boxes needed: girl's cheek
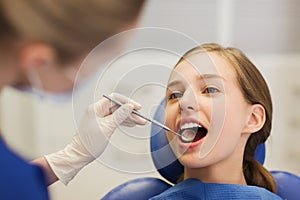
[165,107,176,129]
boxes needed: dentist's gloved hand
[45,93,147,185]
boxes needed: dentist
[0,0,146,199]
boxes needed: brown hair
[0,0,145,65]
[177,43,277,193]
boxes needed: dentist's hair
[0,0,145,65]
[179,43,276,193]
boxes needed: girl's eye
[203,87,219,94]
[169,92,183,100]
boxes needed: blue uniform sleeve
[0,137,49,200]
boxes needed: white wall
[1,0,300,199]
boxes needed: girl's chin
[182,154,217,169]
[179,158,207,169]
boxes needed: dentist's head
[0,0,145,101]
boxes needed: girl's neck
[183,150,247,185]
[184,164,247,185]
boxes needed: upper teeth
[180,123,202,130]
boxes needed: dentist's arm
[32,93,146,186]
[31,157,59,185]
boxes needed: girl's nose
[179,87,199,113]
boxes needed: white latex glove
[45,93,146,185]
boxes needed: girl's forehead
[171,52,236,80]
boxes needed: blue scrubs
[150,178,283,200]
[0,137,49,200]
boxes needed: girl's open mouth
[179,123,208,143]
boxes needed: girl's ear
[243,104,266,134]
[18,42,56,72]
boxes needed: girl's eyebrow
[167,80,182,88]
[198,74,226,81]
[167,74,226,88]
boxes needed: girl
[151,43,282,199]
